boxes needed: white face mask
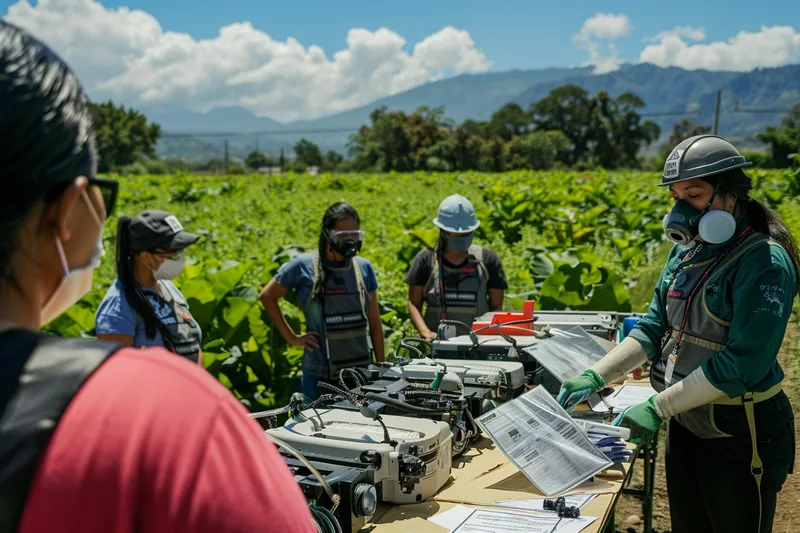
[41,191,105,325]
[153,256,185,280]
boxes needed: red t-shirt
[17,347,316,533]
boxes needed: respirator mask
[445,232,474,253]
[329,229,364,260]
[662,185,737,245]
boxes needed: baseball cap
[128,210,200,252]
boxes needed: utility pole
[255,134,260,154]
[713,89,722,135]
[224,139,230,174]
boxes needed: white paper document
[589,384,657,413]
[497,494,596,512]
[475,386,613,496]
[436,506,560,533]
[429,505,597,533]
[521,327,608,383]
[556,516,599,533]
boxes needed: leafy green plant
[527,247,631,311]
[40,168,797,409]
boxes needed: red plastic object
[471,300,536,336]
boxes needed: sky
[2,0,799,122]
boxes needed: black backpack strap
[0,331,121,533]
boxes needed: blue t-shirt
[275,253,378,378]
[95,280,200,349]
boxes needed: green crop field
[44,169,800,411]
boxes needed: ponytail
[706,168,800,287]
[746,199,800,286]
[116,216,159,339]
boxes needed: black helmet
[660,135,752,187]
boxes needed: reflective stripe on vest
[308,253,371,378]
[650,233,771,438]
[151,281,203,362]
[423,245,489,332]
[0,331,119,532]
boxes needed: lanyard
[437,250,448,320]
[673,226,754,352]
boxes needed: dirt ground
[614,319,800,533]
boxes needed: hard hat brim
[433,218,481,233]
[659,161,752,187]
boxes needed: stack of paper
[588,383,657,414]
[475,386,613,496]
[428,504,598,533]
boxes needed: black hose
[338,368,365,390]
[317,381,363,404]
[363,392,448,415]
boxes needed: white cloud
[3,0,491,122]
[573,13,631,74]
[640,25,800,71]
[648,26,706,43]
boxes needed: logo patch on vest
[324,289,347,295]
[325,313,365,325]
[444,292,477,302]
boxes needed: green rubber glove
[612,394,664,444]
[556,369,606,412]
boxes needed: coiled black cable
[363,392,448,415]
[317,381,363,405]
[338,368,366,390]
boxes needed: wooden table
[362,436,636,533]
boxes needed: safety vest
[147,282,202,362]
[0,330,120,532]
[423,245,490,332]
[307,253,372,379]
[650,232,781,438]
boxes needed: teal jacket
[629,216,797,398]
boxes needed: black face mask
[330,239,362,260]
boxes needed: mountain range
[150,62,800,162]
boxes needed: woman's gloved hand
[612,394,665,444]
[556,369,606,412]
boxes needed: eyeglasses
[88,177,119,218]
[329,229,365,243]
[46,176,119,218]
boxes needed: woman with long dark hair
[260,202,384,400]
[406,194,508,339]
[0,20,313,533]
[558,135,797,533]
[95,210,204,365]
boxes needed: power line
[161,127,359,138]
[732,109,794,114]
[156,102,793,140]
[640,110,704,118]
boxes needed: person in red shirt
[0,20,315,533]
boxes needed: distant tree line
[89,89,800,175]
[346,86,662,172]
